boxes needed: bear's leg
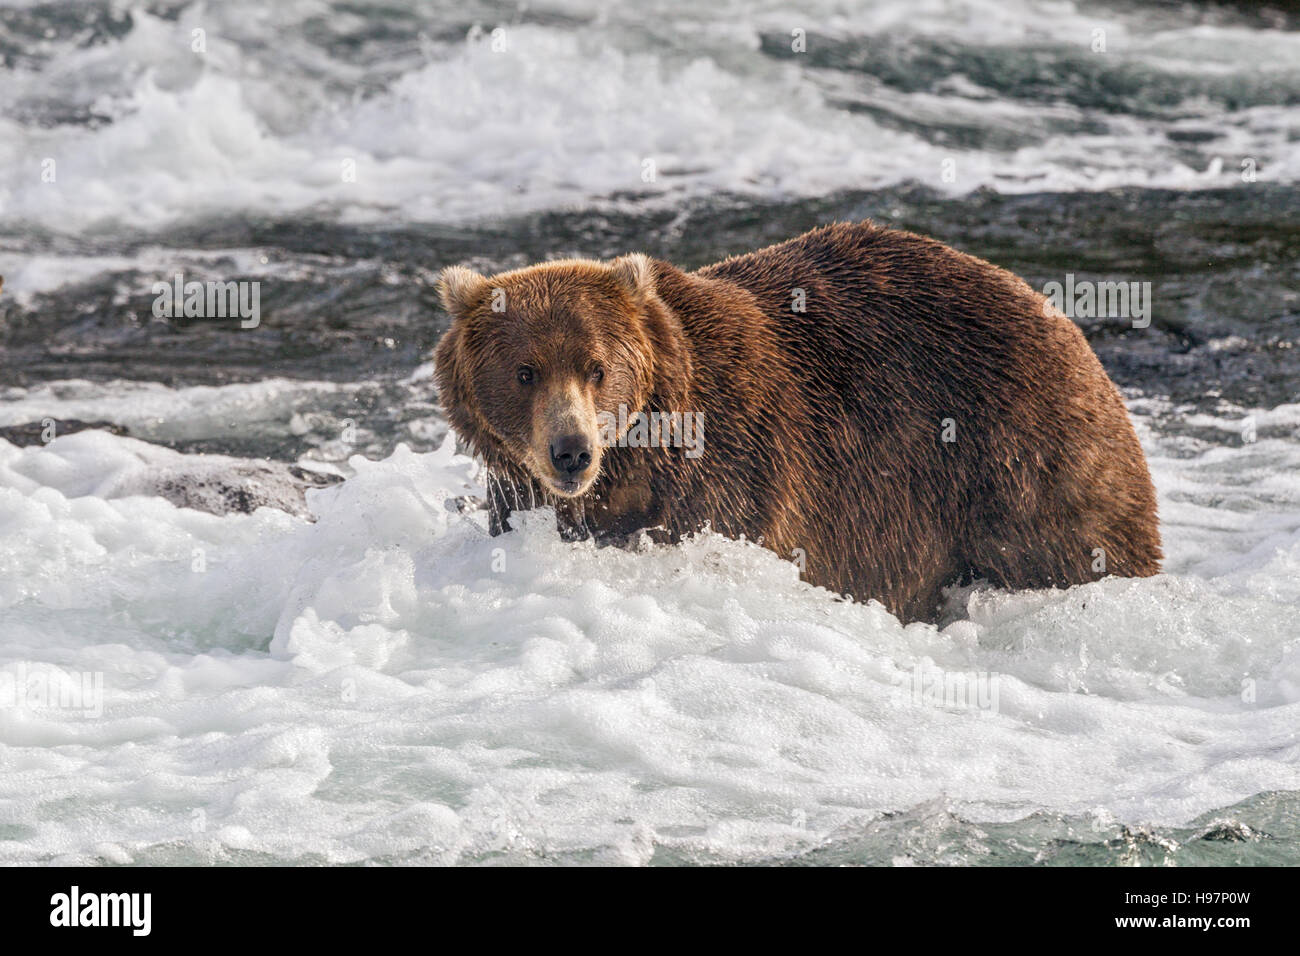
[896,576,952,624]
[960,501,1159,597]
[851,549,959,625]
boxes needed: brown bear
[433,221,1161,623]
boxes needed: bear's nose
[550,435,593,476]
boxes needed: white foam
[0,378,355,445]
[3,0,1297,233]
[0,403,1297,864]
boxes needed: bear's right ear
[438,265,489,317]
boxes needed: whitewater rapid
[0,384,1297,864]
[3,0,1299,235]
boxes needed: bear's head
[433,255,690,498]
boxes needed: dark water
[3,184,1297,461]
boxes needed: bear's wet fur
[434,221,1161,623]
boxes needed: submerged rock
[146,459,342,517]
[0,424,342,517]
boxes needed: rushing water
[0,0,1298,865]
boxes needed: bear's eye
[590,366,604,384]
[516,366,534,385]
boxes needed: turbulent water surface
[0,0,1299,865]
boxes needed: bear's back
[689,221,1078,435]
[696,220,1048,357]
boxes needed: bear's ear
[609,253,655,302]
[438,265,489,317]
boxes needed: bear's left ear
[438,265,489,317]
[609,253,656,302]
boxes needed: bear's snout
[550,434,593,479]
[530,377,601,495]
